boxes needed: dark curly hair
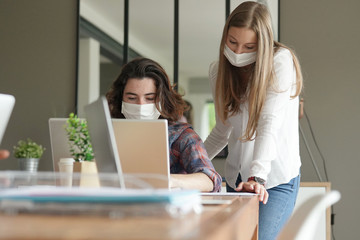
[106,57,187,122]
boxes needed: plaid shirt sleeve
[170,124,222,192]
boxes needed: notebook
[84,97,125,189]
[0,185,201,217]
[112,119,170,189]
[0,93,15,145]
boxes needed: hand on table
[235,180,269,204]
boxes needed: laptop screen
[84,97,125,189]
[0,94,15,145]
[112,119,170,189]
[48,118,73,172]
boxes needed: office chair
[277,190,341,240]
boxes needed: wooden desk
[0,195,258,240]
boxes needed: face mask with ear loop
[121,102,161,120]
[223,44,257,67]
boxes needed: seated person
[178,100,194,125]
[106,58,222,192]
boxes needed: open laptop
[112,119,170,189]
[0,94,15,145]
[48,118,73,172]
[50,97,170,189]
[49,115,125,189]
[84,97,125,189]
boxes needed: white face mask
[223,44,257,67]
[121,102,161,120]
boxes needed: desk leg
[196,196,259,240]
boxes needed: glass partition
[129,0,174,81]
[178,0,225,139]
[77,0,278,143]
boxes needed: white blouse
[204,48,301,189]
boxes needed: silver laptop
[0,94,15,145]
[49,116,125,188]
[84,97,125,189]
[48,118,73,172]
[112,119,170,189]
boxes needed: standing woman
[204,1,303,239]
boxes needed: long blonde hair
[215,1,303,141]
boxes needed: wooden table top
[0,194,259,240]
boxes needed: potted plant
[13,138,45,172]
[64,113,99,187]
[65,113,94,162]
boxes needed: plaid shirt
[168,122,222,192]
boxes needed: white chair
[277,190,341,240]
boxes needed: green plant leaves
[13,138,45,159]
[64,113,94,162]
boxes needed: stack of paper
[0,186,202,218]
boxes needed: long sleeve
[249,48,299,181]
[207,49,301,190]
[169,123,222,192]
[204,62,233,159]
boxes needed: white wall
[280,0,360,239]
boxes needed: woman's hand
[235,180,269,204]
